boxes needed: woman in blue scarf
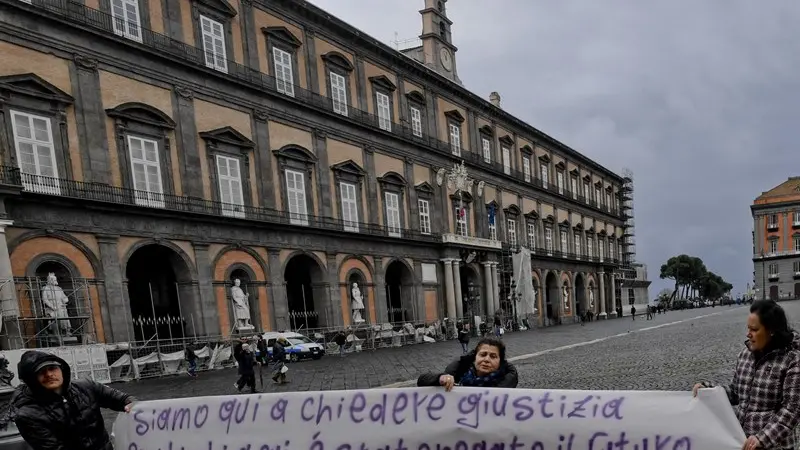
[417,337,518,390]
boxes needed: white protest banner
[113,387,746,450]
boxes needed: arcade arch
[284,253,326,329]
[385,260,415,323]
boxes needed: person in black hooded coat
[417,336,518,390]
[12,350,135,450]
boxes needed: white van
[261,332,325,362]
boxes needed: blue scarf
[460,366,502,387]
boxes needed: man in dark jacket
[13,350,135,450]
[271,336,288,384]
[234,343,258,393]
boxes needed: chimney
[489,91,501,108]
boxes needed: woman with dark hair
[417,336,518,390]
[693,300,799,450]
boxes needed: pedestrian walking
[493,315,502,338]
[693,300,799,450]
[13,350,135,450]
[417,336,518,390]
[457,323,470,354]
[271,335,290,384]
[646,306,654,320]
[630,305,636,320]
[185,343,198,377]
[334,330,347,357]
[234,343,259,393]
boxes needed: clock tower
[417,0,461,84]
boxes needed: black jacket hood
[17,350,71,396]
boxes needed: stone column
[491,263,500,314]
[452,260,463,319]
[267,248,286,330]
[442,259,456,319]
[193,243,220,335]
[609,273,618,318]
[598,272,607,318]
[0,220,19,348]
[374,257,387,323]
[483,262,494,318]
[96,234,130,343]
[326,253,342,327]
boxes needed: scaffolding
[620,168,637,279]
[1,277,99,349]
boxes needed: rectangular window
[795,237,800,252]
[544,227,553,254]
[522,157,531,182]
[794,211,800,226]
[606,192,612,210]
[768,214,778,228]
[507,219,517,246]
[340,182,359,232]
[489,222,497,241]
[770,239,778,253]
[385,192,401,237]
[330,72,348,116]
[449,124,461,156]
[111,0,142,42]
[560,230,567,254]
[273,47,295,97]
[410,107,423,137]
[609,241,615,260]
[599,240,605,261]
[540,164,548,185]
[482,138,492,163]
[502,147,511,175]
[128,135,164,208]
[557,171,564,195]
[574,234,581,258]
[527,223,536,249]
[794,261,800,274]
[376,92,392,131]
[583,182,590,204]
[595,187,602,206]
[216,155,244,218]
[10,111,60,195]
[200,15,227,73]
[769,263,778,275]
[587,237,594,258]
[455,207,468,237]
[285,169,308,226]
[571,177,578,199]
[418,199,431,234]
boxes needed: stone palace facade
[0,0,628,347]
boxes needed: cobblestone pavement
[102,303,798,427]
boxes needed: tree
[660,254,733,303]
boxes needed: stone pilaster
[172,86,203,197]
[304,29,320,94]
[253,110,276,209]
[453,259,463,319]
[314,130,332,217]
[267,248,286,330]
[364,146,379,225]
[442,259,456,319]
[326,253,342,327]
[192,243,219,335]
[70,54,111,184]
[97,235,130,342]
[374,257,387,323]
[483,262,494,318]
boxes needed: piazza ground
[102,302,800,427]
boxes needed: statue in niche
[562,285,570,311]
[231,279,254,330]
[351,283,366,324]
[0,356,14,389]
[42,273,71,336]
[589,289,595,310]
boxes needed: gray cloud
[310,0,800,296]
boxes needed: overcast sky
[309,0,800,297]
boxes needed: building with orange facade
[752,177,800,300]
[0,0,629,349]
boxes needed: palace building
[752,176,800,301]
[0,0,631,348]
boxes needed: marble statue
[351,283,365,324]
[589,289,595,309]
[231,279,254,330]
[532,287,539,314]
[0,356,13,388]
[42,273,71,336]
[562,285,570,311]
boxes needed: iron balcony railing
[13,0,622,219]
[503,243,620,266]
[0,167,441,242]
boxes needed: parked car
[0,389,32,449]
[261,332,325,362]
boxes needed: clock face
[439,47,453,72]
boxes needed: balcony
[0,167,440,243]
[753,250,800,259]
[768,273,779,281]
[507,244,620,266]
[441,233,502,250]
[767,222,779,231]
[11,0,622,219]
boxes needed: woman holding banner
[693,300,799,450]
[417,336,518,390]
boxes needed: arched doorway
[284,254,326,330]
[385,260,415,323]
[229,267,259,331]
[459,265,481,320]
[545,271,559,325]
[126,244,193,341]
[575,274,586,319]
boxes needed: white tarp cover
[512,246,537,316]
[114,387,746,450]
